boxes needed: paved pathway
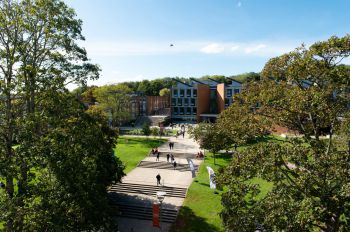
[111,130,202,232]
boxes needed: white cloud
[231,45,239,51]
[237,1,242,7]
[245,44,267,53]
[200,43,225,54]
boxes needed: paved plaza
[111,130,202,232]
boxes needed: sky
[66,0,350,86]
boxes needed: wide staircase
[110,201,178,223]
[108,182,185,223]
[109,182,187,198]
[138,160,198,172]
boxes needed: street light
[156,191,166,204]
[156,191,166,231]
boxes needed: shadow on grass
[170,206,220,232]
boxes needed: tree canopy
[0,0,124,230]
[216,35,350,231]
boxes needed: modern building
[170,78,242,122]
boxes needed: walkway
[109,130,202,232]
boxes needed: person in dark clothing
[171,142,174,149]
[171,154,174,163]
[166,154,170,162]
[182,131,185,138]
[173,161,177,170]
[169,142,172,150]
[156,152,160,161]
[156,174,161,186]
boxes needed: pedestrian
[156,152,160,161]
[171,142,174,149]
[156,173,161,186]
[182,131,185,138]
[171,154,174,163]
[169,142,172,150]
[173,161,177,170]
[166,153,170,162]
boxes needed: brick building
[170,78,242,122]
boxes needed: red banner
[153,203,160,227]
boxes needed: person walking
[169,142,172,150]
[182,131,185,138]
[173,161,177,170]
[171,154,174,163]
[156,173,161,186]
[171,142,174,149]
[166,153,170,162]
[156,152,160,161]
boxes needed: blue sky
[67,0,350,86]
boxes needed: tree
[151,127,160,138]
[93,84,132,127]
[0,0,123,230]
[159,88,170,97]
[142,122,151,136]
[217,35,350,231]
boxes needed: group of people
[196,151,204,159]
[151,147,159,155]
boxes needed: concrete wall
[196,84,210,122]
[217,83,225,114]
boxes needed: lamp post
[255,224,264,232]
[156,191,166,231]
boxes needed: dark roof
[227,77,243,84]
[207,77,221,83]
[190,78,206,85]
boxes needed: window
[225,98,229,106]
[191,98,196,106]
[173,89,178,97]
[234,88,240,94]
[184,98,189,106]
[186,107,191,115]
[172,98,176,106]
[187,89,191,97]
[180,89,184,97]
[192,107,197,115]
[179,107,184,115]
[173,107,178,115]
[226,89,232,97]
[177,98,182,106]
[193,89,197,97]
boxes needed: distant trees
[159,88,170,97]
[93,84,132,127]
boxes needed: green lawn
[114,136,167,173]
[171,140,275,232]
[171,152,231,232]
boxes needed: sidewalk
[116,132,202,232]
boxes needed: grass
[171,152,232,232]
[114,136,167,173]
[171,136,276,232]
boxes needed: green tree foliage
[217,35,350,231]
[159,88,170,96]
[93,84,132,127]
[142,122,151,136]
[0,0,124,230]
[151,127,160,138]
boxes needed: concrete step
[138,161,198,172]
[109,182,187,198]
[111,202,178,223]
